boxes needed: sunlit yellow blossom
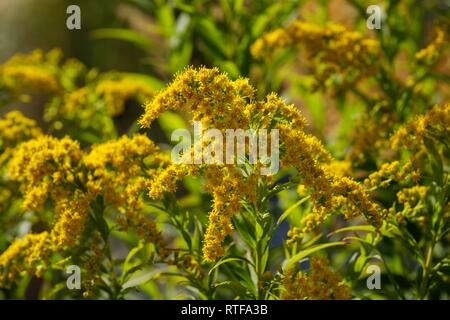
[282,256,351,300]
[139,67,253,130]
[0,111,43,149]
[51,192,91,248]
[0,232,50,288]
[391,103,450,151]
[364,161,418,189]
[7,135,82,211]
[147,163,188,199]
[397,185,428,206]
[393,185,429,224]
[322,160,352,178]
[251,21,380,90]
[84,134,157,206]
[96,77,154,116]
[202,165,259,261]
[84,134,167,256]
[117,211,167,259]
[415,28,446,63]
[141,67,382,261]
[280,124,382,232]
[47,86,117,141]
[0,49,61,95]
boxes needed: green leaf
[156,5,175,37]
[276,196,310,227]
[91,29,155,52]
[354,254,369,274]
[195,18,230,60]
[121,265,165,290]
[327,225,376,237]
[217,61,240,79]
[120,241,145,283]
[283,242,346,270]
[425,137,443,185]
[251,3,284,37]
[233,214,256,248]
[208,257,254,276]
[42,282,68,300]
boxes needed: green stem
[419,237,436,300]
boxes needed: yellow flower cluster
[139,67,263,261]
[96,77,154,116]
[251,21,380,90]
[51,192,90,248]
[395,186,429,224]
[281,124,381,232]
[140,67,382,261]
[202,166,259,261]
[7,135,82,211]
[60,87,92,114]
[81,243,104,298]
[391,103,450,151]
[147,163,189,199]
[397,185,428,205]
[415,28,446,63]
[84,134,167,257]
[117,211,168,259]
[139,67,253,130]
[49,86,117,141]
[0,129,174,288]
[0,232,50,288]
[364,161,417,188]
[0,132,170,286]
[347,111,396,163]
[286,227,303,246]
[0,111,43,149]
[321,160,352,178]
[84,134,156,206]
[0,50,154,144]
[281,256,351,300]
[0,49,61,95]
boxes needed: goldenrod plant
[0,0,448,300]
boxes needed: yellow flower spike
[83,134,167,258]
[7,135,82,211]
[415,28,446,63]
[140,67,383,261]
[0,49,62,95]
[51,193,90,249]
[251,21,381,90]
[139,66,251,130]
[0,232,50,288]
[95,77,154,116]
[0,111,43,149]
[86,139,143,198]
[281,256,351,300]
[391,103,450,151]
